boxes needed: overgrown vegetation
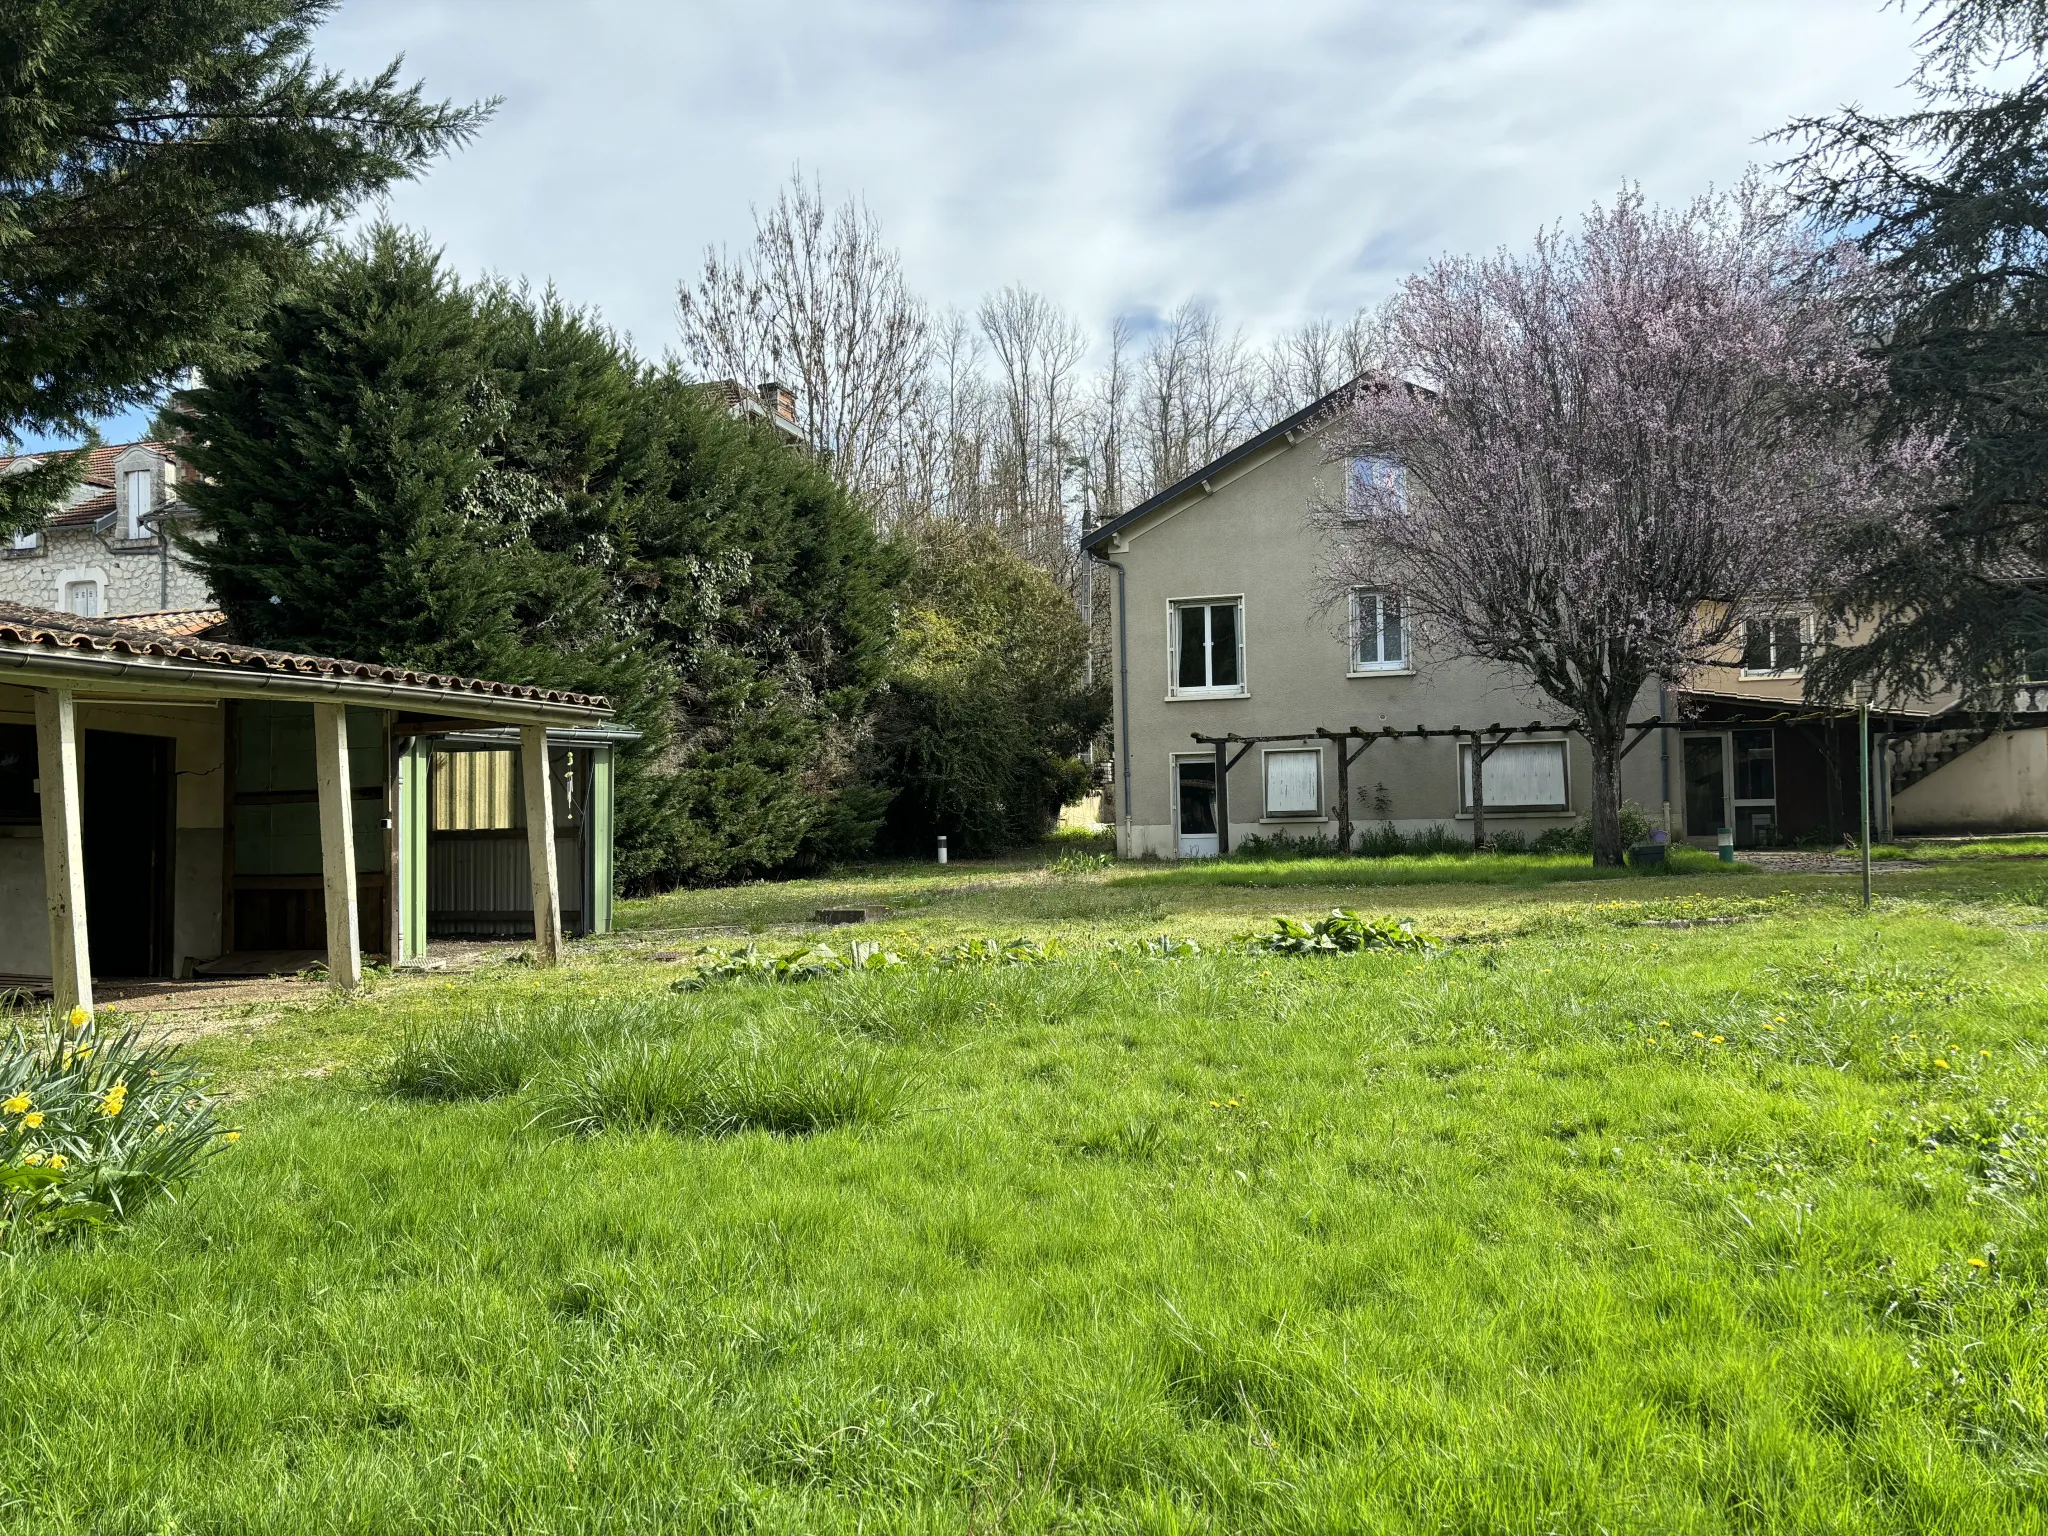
[865,526,1107,857]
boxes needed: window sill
[1347,667,1414,679]
[1259,814,1328,825]
[1737,669,1804,681]
[1,548,40,560]
[1453,808,1570,820]
[1165,689,1249,702]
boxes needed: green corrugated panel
[591,747,614,934]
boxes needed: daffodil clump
[0,1009,234,1248]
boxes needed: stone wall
[0,524,212,616]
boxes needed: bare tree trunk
[1590,735,1625,867]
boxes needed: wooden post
[313,702,362,990]
[521,725,562,966]
[32,688,92,1022]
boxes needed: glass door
[1175,758,1219,859]
[1682,735,1727,842]
[1730,728,1778,847]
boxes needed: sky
[55,0,1932,445]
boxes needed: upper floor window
[10,528,37,553]
[1741,614,1808,677]
[122,468,152,539]
[1350,587,1406,672]
[1347,455,1406,515]
[63,580,99,618]
[1171,598,1243,696]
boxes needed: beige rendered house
[1082,385,2047,858]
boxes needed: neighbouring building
[1081,383,2047,858]
[0,441,210,619]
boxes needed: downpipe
[1088,550,1133,846]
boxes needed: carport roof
[0,603,613,726]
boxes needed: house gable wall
[1101,432,1667,856]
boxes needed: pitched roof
[1080,380,1360,554]
[1,441,183,529]
[0,603,611,716]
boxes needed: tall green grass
[2,898,2046,1530]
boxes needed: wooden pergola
[0,607,614,1018]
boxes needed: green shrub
[867,527,1108,857]
[532,1029,899,1139]
[1532,802,1654,855]
[0,1017,230,1248]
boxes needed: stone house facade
[0,441,211,619]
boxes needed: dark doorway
[84,730,173,978]
[1683,735,1726,840]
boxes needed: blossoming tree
[1321,187,1908,866]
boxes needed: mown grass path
[5,852,2048,1531]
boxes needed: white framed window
[1349,587,1407,672]
[10,528,38,553]
[1263,747,1324,819]
[1459,739,1569,812]
[1347,455,1406,515]
[63,580,100,618]
[122,468,152,539]
[1170,597,1245,696]
[1741,614,1809,677]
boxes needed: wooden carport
[0,605,614,1019]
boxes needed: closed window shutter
[1265,749,1321,816]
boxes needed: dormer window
[122,468,153,539]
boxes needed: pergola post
[32,688,92,1022]
[312,703,362,990]
[521,726,563,966]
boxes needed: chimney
[758,380,797,424]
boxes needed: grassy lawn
[8,848,2048,1531]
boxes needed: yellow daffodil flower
[45,1154,65,1171]
[2,1093,28,1115]
[224,1131,242,1144]
[66,1006,88,1029]
[21,1112,43,1129]
[21,1151,42,1166]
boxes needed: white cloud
[35,0,1929,446]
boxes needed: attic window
[123,469,152,539]
[1347,456,1406,515]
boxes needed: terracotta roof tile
[0,602,611,712]
[117,608,228,638]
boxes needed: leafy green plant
[0,1016,231,1248]
[1244,909,1439,956]
[933,936,1062,967]
[671,940,907,990]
